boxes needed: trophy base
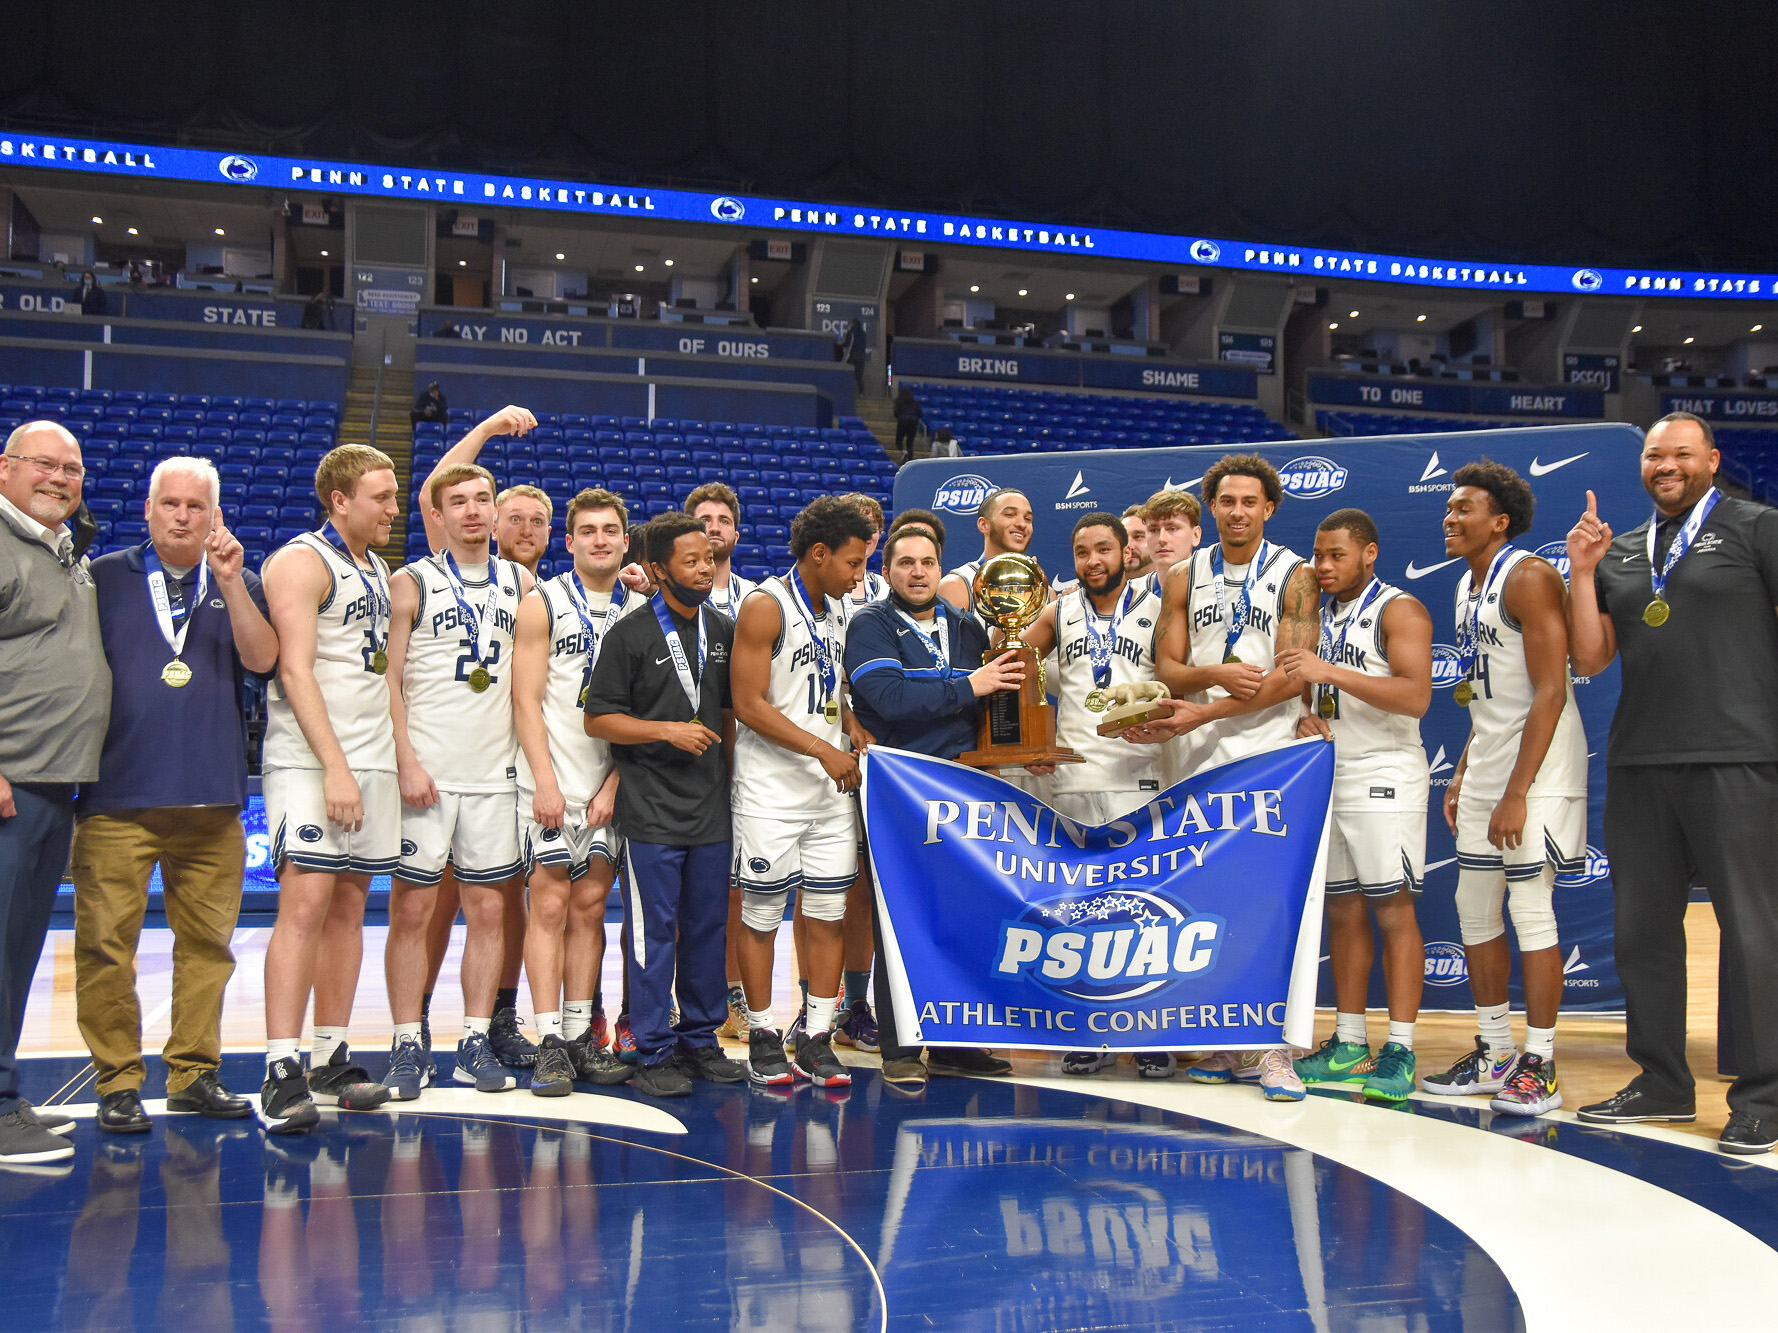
[957,742,1085,773]
[1095,699,1163,736]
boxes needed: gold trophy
[958,553,1084,771]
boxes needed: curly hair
[1201,454,1283,506]
[1451,459,1535,539]
[790,495,876,559]
[1317,507,1379,548]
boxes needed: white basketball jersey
[709,571,757,624]
[1185,541,1306,765]
[1453,548,1587,800]
[946,558,985,630]
[732,577,851,820]
[515,573,641,807]
[1050,581,1165,798]
[400,553,524,793]
[263,532,396,773]
[1320,582,1430,807]
[842,569,889,619]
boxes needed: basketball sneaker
[489,1005,537,1069]
[1294,1036,1373,1086]
[793,1031,852,1088]
[306,1045,391,1110]
[587,1010,611,1052]
[1422,1036,1518,1097]
[716,986,748,1040]
[613,1014,638,1063]
[832,1000,880,1053]
[257,1057,320,1135]
[419,1011,438,1083]
[385,1035,429,1101]
[1062,1050,1117,1076]
[1489,1053,1560,1117]
[530,1035,576,1098]
[783,1006,808,1060]
[1186,1051,1241,1084]
[569,1033,634,1086]
[455,1033,517,1092]
[1362,1043,1416,1103]
[748,1028,795,1087]
[1134,1052,1177,1079]
[1255,1049,1306,1101]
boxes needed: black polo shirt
[1594,493,1778,767]
[584,599,734,845]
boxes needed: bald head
[0,420,84,528]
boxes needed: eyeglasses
[8,455,85,481]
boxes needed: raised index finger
[1585,489,1598,518]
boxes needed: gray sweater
[0,504,110,783]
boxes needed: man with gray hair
[0,420,111,1164]
[74,456,278,1133]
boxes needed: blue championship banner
[863,742,1334,1052]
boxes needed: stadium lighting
[127,227,138,236]
[1416,314,1427,322]
[1017,288,1028,297]
[319,249,328,256]
[1683,335,1695,344]
[1328,321,1339,329]
[1753,324,1764,332]
[664,259,674,266]
[1632,324,1643,332]
[1348,310,1360,318]
[635,264,645,272]
[1064,292,1075,300]
[214,227,225,235]
[458,259,467,267]
[750,276,759,283]
[91,215,103,224]
[969,284,980,293]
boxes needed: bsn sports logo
[710,196,745,222]
[1534,540,1572,580]
[993,889,1226,1002]
[1572,268,1604,291]
[219,154,258,181]
[934,473,995,513]
[1277,456,1348,499]
[1557,844,1611,887]
[1423,941,1469,987]
[1429,644,1465,688]
[1190,239,1221,263]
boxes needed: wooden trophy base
[958,643,1085,772]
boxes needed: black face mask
[657,569,711,608]
[889,588,939,616]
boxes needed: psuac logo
[1189,239,1221,263]
[1429,644,1465,688]
[1277,455,1348,500]
[1534,540,1572,580]
[934,473,995,513]
[992,888,1226,1003]
[710,196,745,222]
[1423,941,1469,987]
[219,154,258,181]
[1571,268,1604,291]
[1557,844,1611,887]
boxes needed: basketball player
[1124,454,1318,1101]
[514,489,638,1095]
[938,487,1036,621]
[1016,513,1174,1080]
[1142,488,1202,593]
[1278,509,1433,1102]
[840,493,889,612]
[1121,504,1153,582]
[383,463,532,1097]
[730,497,874,1088]
[257,445,401,1132]
[1422,461,1586,1117]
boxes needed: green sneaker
[1363,1042,1417,1102]
[1293,1036,1372,1085]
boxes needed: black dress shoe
[1575,1085,1696,1124]
[927,1047,1013,1077]
[97,1089,152,1135]
[165,1070,252,1119]
[1720,1110,1778,1156]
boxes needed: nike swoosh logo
[654,655,672,665]
[1528,452,1588,477]
[1326,1053,1368,1073]
[895,629,911,637]
[1620,554,1637,563]
[1425,856,1457,872]
[1404,557,1461,580]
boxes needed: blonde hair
[496,483,552,517]
[1142,488,1201,526]
[839,491,884,531]
[428,462,495,512]
[314,443,395,511]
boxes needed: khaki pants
[72,807,244,1096]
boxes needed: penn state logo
[1277,455,1349,500]
[1429,644,1465,688]
[541,827,562,843]
[1534,540,1571,581]
[1137,617,1151,628]
[748,857,771,874]
[1423,941,1469,987]
[1557,844,1611,887]
[400,839,418,857]
[297,825,324,843]
[934,473,995,513]
[1189,239,1221,263]
[219,154,258,181]
[992,889,1225,1002]
[1571,268,1604,291]
[710,196,746,222]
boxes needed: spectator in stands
[301,291,327,330]
[892,384,922,457]
[126,261,145,290]
[0,421,111,1164]
[928,427,961,459]
[73,458,279,1133]
[410,382,447,428]
[77,273,107,317]
[839,319,868,392]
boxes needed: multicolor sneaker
[1255,1048,1305,1101]
[530,1035,576,1098]
[1186,1051,1242,1084]
[792,1031,852,1088]
[454,1033,518,1092]
[1294,1036,1373,1086]
[1362,1043,1417,1102]
[587,1010,611,1053]
[613,1014,638,1063]
[1421,1036,1518,1098]
[1489,1053,1561,1117]
[385,1035,429,1101]
[1062,1050,1117,1076]
[832,1000,880,1053]
[716,986,748,1040]
[306,1045,391,1110]
[257,1057,319,1135]
[747,1028,795,1087]
[1134,1052,1177,1080]
[568,1032,634,1086]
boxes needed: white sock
[806,994,839,1035]
[563,1000,593,1040]
[532,1136,561,1170]
[266,1038,301,1072]
[746,1004,775,1034]
[393,1021,422,1044]
[463,1015,491,1037]
[462,1122,489,1154]
[537,1011,563,1040]
[1334,1012,1367,1046]
[311,1026,347,1067]
[1524,1024,1555,1060]
[1476,1002,1513,1058]
[1387,1020,1415,1051]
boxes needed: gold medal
[1642,597,1670,628]
[1317,691,1336,719]
[823,697,840,724]
[1085,688,1108,713]
[1223,653,1241,665]
[468,664,492,693]
[1453,680,1475,707]
[161,658,192,688]
[371,648,389,676]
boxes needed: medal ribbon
[1317,577,1383,714]
[1456,545,1516,680]
[714,576,745,620]
[651,594,707,712]
[894,604,952,670]
[563,574,627,668]
[786,568,839,707]
[144,545,209,664]
[1210,540,1268,660]
[441,551,500,669]
[318,523,389,654]
[1080,581,1138,690]
[1647,488,1720,606]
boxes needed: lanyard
[895,604,951,668]
[785,567,839,705]
[441,551,499,667]
[562,574,626,667]
[1080,581,1138,689]
[144,545,208,662]
[1319,578,1384,666]
[713,574,747,620]
[1647,488,1720,603]
[1209,540,1267,660]
[1456,545,1516,676]
[319,523,389,651]
[651,594,706,711]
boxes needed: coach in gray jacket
[0,421,111,1165]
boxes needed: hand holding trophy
[958,553,1083,772]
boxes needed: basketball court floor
[6,905,1773,1331]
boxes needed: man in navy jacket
[844,521,1023,1087]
